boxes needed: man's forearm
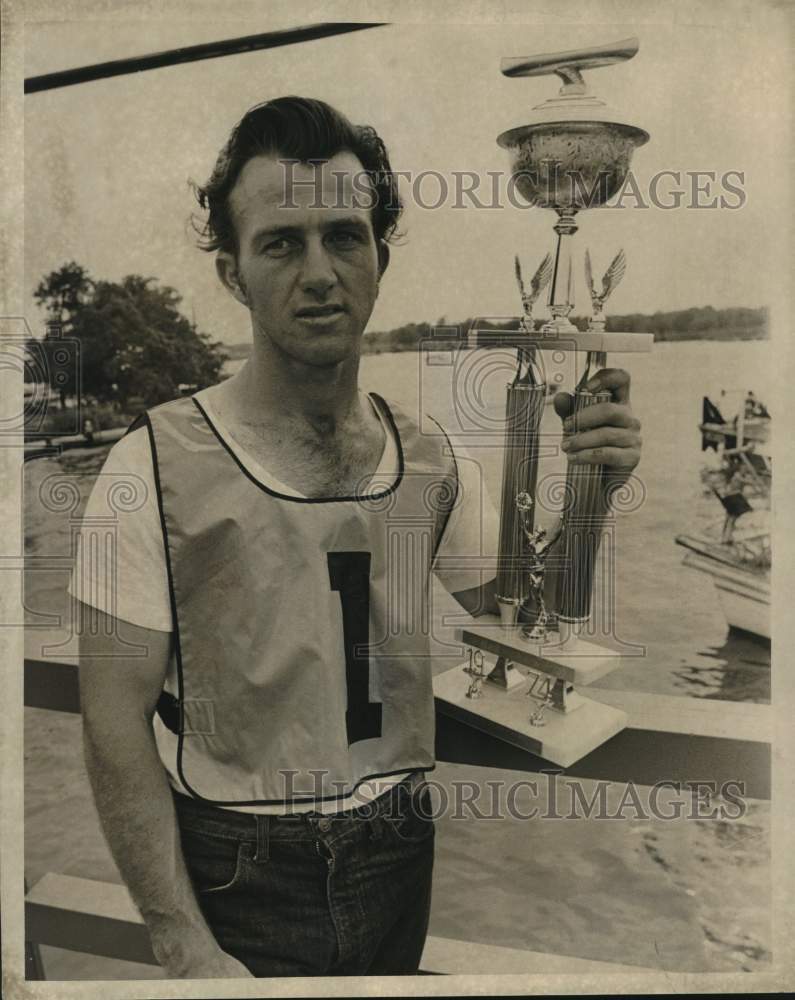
[82,714,224,975]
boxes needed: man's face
[221,151,383,367]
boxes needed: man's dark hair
[193,96,403,257]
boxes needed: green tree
[33,265,228,411]
[33,261,93,323]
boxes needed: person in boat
[744,390,770,420]
[71,96,642,979]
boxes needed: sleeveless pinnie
[143,393,458,807]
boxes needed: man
[73,97,641,979]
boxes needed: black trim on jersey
[188,392,405,504]
[180,763,439,810]
[144,415,191,767]
[124,411,148,436]
[146,399,436,808]
[426,414,459,560]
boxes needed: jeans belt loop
[253,814,270,864]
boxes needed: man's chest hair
[233,420,386,499]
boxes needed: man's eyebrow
[249,217,372,248]
[249,225,302,247]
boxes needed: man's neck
[224,335,366,438]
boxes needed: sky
[23,5,787,346]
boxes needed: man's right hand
[78,607,256,982]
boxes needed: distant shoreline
[222,325,768,361]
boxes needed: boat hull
[676,536,770,641]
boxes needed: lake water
[229,337,771,702]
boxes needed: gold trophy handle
[501,36,639,88]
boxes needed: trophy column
[544,213,579,334]
[495,378,547,630]
[554,384,612,647]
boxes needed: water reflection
[672,628,770,703]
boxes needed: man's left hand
[554,367,641,477]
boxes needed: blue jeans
[172,774,435,976]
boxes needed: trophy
[434,36,654,766]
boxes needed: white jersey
[69,388,500,813]
[138,392,456,807]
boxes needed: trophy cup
[433,36,653,766]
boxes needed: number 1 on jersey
[327,551,383,746]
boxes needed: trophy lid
[497,36,649,148]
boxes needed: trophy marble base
[434,659,627,767]
[435,615,629,766]
[486,657,526,690]
[455,621,622,687]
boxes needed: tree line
[361,305,768,354]
[28,262,227,411]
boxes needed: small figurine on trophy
[515,253,552,332]
[514,491,561,642]
[584,248,626,332]
[584,248,627,371]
